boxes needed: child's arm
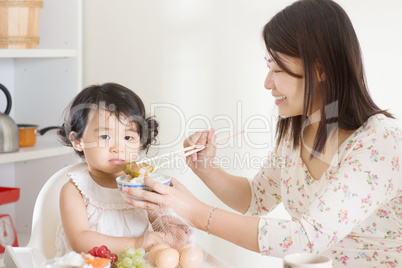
[59,179,164,253]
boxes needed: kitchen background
[1,0,401,267]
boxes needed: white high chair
[26,161,87,259]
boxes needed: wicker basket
[0,0,44,49]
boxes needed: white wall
[82,1,402,267]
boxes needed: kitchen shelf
[0,134,72,165]
[0,49,77,59]
[0,0,81,241]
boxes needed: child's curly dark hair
[58,83,159,158]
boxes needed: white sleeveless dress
[55,169,149,257]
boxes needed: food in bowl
[116,173,171,200]
[123,161,154,178]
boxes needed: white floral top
[246,114,402,267]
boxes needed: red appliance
[0,187,20,253]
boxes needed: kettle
[0,83,19,153]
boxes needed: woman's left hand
[123,176,208,227]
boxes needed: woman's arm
[125,133,401,257]
[124,177,261,252]
[60,180,165,252]
[193,164,252,213]
[184,130,252,213]
[189,203,261,252]
[186,131,283,215]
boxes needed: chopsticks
[141,130,245,170]
[137,144,200,164]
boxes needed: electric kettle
[0,83,19,153]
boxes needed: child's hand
[183,129,216,174]
[150,214,192,249]
[142,227,190,251]
[141,231,166,251]
[125,176,209,231]
[161,224,191,249]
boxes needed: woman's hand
[184,129,217,174]
[124,176,210,229]
[127,176,260,253]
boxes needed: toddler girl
[56,83,181,256]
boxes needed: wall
[82,1,402,267]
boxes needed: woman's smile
[274,95,287,105]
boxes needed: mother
[125,0,402,267]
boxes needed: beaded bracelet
[206,207,218,235]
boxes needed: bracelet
[206,207,218,235]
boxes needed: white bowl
[116,173,171,200]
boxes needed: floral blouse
[246,114,402,267]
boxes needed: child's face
[73,109,141,176]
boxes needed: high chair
[25,161,87,259]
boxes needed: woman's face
[264,52,305,117]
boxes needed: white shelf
[0,134,73,165]
[0,49,77,58]
[0,0,82,241]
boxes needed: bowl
[116,173,171,200]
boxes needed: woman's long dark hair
[263,0,393,154]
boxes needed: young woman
[124,1,402,267]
